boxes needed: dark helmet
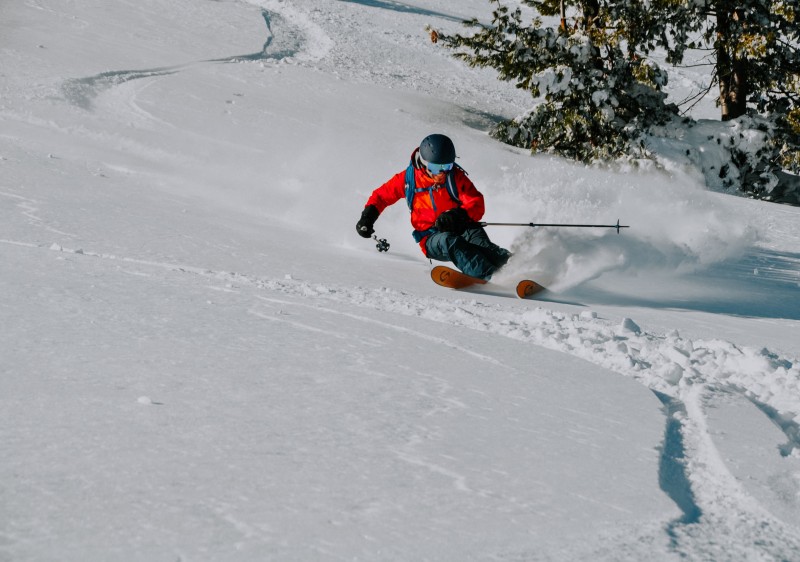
[419,134,456,165]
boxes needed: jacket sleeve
[365,171,406,214]
[455,171,485,222]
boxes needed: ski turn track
[61,0,332,110]
[5,237,799,557]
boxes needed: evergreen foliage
[432,0,799,201]
[632,0,800,176]
[434,1,678,161]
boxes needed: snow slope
[1,0,799,560]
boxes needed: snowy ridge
[31,232,800,446]
[232,270,800,444]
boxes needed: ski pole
[373,235,390,252]
[479,219,630,233]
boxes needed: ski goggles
[420,156,454,175]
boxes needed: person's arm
[455,171,486,223]
[356,171,406,238]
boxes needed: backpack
[403,160,465,242]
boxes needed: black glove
[434,208,470,234]
[356,205,380,238]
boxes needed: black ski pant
[425,226,511,280]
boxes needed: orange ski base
[431,265,545,299]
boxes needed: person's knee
[426,232,460,261]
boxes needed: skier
[356,134,511,280]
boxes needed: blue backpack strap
[404,162,416,211]
[444,164,463,205]
[406,162,464,211]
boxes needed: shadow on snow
[336,0,464,23]
[564,248,800,321]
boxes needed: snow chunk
[619,318,641,335]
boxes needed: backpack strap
[404,163,416,211]
[444,164,463,204]
[404,162,464,211]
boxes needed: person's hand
[356,205,380,238]
[435,208,469,234]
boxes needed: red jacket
[366,149,486,255]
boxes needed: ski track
[4,235,800,555]
[61,1,329,110]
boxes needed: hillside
[2,1,799,560]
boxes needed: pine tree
[432,0,799,199]
[637,0,800,183]
[432,0,677,161]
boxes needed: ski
[515,279,546,299]
[431,265,546,299]
[430,265,487,289]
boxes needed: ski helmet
[419,134,456,165]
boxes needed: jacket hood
[410,147,422,169]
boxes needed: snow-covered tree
[432,0,799,202]
[431,0,677,161]
[629,0,800,178]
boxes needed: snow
[1,0,799,560]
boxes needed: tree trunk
[716,6,748,120]
[582,0,600,30]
